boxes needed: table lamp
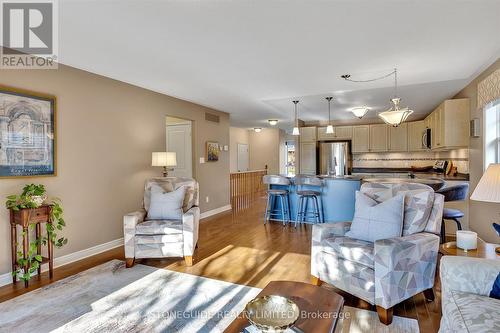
[152,152,177,177]
[470,163,500,254]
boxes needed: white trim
[200,205,232,220]
[0,238,124,287]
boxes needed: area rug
[0,260,419,332]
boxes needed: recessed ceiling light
[254,127,262,133]
[268,119,278,126]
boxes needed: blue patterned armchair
[123,177,200,267]
[311,182,444,324]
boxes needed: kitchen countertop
[352,167,469,181]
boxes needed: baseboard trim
[0,238,124,287]
[200,204,232,220]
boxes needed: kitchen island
[269,176,361,223]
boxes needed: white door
[166,123,192,178]
[237,143,249,172]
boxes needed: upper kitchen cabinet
[352,125,370,153]
[369,124,388,152]
[388,123,408,152]
[299,127,317,142]
[408,120,427,151]
[425,98,469,150]
[317,126,353,140]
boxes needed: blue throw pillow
[490,273,500,300]
[148,184,186,220]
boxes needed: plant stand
[9,205,54,287]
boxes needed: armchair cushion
[144,177,199,213]
[323,236,374,268]
[346,191,405,242]
[360,182,434,236]
[148,185,186,220]
[136,219,183,235]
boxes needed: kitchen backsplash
[352,149,469,173]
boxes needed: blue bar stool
[263,175,291,225]
[295,175,323,227]
[436,183,469,243]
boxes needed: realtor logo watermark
[0,0,58,68]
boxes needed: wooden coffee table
[440,237,500,259]
[224,281,344,333]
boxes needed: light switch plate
[199,157,205,164]
[223,145,229,151]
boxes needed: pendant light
[378,68,413,127]
[351,107,369,119]
[292,100,300,135]
[325,97,334,134]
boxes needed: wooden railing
[230,169,268,211]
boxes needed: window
[484,100,500,167]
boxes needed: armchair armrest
[182,206,200,256]
[312,221,352,244]
[123,209,146,259]
[440,256,500,297]
[374,232,440,308]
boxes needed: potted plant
[6,184,68,282]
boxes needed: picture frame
[0,85,57,178]
[206,141,219,162]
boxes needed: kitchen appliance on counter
[319,141,351,176]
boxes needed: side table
[9,205,54,287]
[440,237,500,260]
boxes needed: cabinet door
[352,126,370,153]
[299,127,317,142]
[369,124,388,152]
[431,104,444,149]
[317,127,335,140]
[441,99,469,148]
[388,123,408,151]
[408,120,426,151]
[299,142,316,175]
[335,126,353,139]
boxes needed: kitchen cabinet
[425,98,469,150]
[299,142,316,175]
[299,127,317,142]
[408,120,427,151]
[352,125,370,153]
[388,123,408,152]
[317,126,352,140]
[369,124,388,152]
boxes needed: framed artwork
[206,141,219,162]
[0,85,56,178]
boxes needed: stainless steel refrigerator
[319,141,351,176]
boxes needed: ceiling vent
[205,113,220,123]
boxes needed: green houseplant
[6,184,68,281]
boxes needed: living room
[0,1,499,332]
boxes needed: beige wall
[249,128,281,174]
[229,127,249,172]
[454,58,500,242]
[0,64,230,275]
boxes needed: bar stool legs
[441,218,463,243]
[264,193,290,225]
[296,195,322,227]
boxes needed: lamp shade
[470,163,500,203]
[152,152,177,167]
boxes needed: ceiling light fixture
[292,100,300,136]
[341,68,413,126]
[254,127,262,133]
[351,107,369,119]
[325,97,334,134]
[268,119,278,126]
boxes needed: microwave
[422,128,431,149]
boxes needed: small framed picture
[0,85,56,178]
[206,141,219,162]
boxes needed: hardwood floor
[0,197,442,332]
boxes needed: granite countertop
[352,167,469,181]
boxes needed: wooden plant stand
[9,205,54,287]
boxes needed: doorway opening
[166,116,193,178]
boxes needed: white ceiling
[58,0,500,130]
